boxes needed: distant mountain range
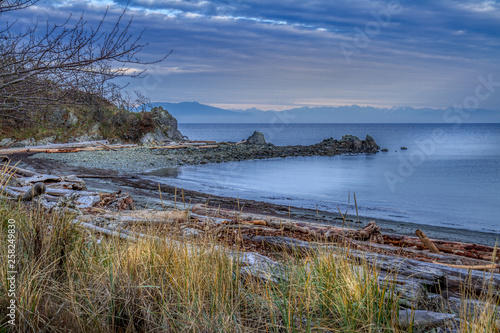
[151,102,500,123]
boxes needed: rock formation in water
[244,131,267,145]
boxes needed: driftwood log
[79,210,188,225]
[384,235,500,261]
[8,166,37,177]
[24,140,110,150]
[243,234,500,296]
[1,164,134,210]
[0,182,46,201]
[21,182,46,201]
[193,203,384,243]
[0,142,138,155]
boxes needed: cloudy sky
[7,0,500,110]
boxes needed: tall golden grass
[0,195,498,331]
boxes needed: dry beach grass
[0,197,499,332]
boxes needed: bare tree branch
[0,1,169,125]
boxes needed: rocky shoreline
[31,132,380,172]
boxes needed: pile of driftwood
[72,203,500,329]
[0,140,137,155]
[0,164,133,212]
[82,202,500,296]
[190,204,500,294]
[192,203,385,243]
[191,204,500,268]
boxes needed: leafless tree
[0,0,168,125]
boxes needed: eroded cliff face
[0,104,185,147]
[139,106,184,144]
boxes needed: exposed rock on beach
[139,106,184,144]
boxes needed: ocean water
[149,123,500,234]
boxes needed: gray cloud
[5,0,500,111]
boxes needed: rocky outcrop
[245,131,267,145]
[140,106,183,144]
[316,135,379,154]
[335,134,380,153]
[154,134,380,165]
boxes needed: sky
[5,0,500,111]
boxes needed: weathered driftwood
[244,234,500,295]
[0,148,36,155]
[204,207,384,244]
[431,261,500,272]
[179,142,207,146]
[384,235,500,260]
[0,142,137,155]
[40,145,137,153]
[97,142,117,151]
[350,239,496,267]
[193,203,341,231]
[188,140,217,144]
[3,166,86,191]
[73,220,140,242]
[17,174,61,186]
[149,145,190,150]
[248,220,267,226]
[0,185,25,198]
[3,178,133,210]
[75,174,126,179]
[79,210,188,225]
[398,309,456,329]
[45,188,98,197]
[25,140,110,150]
[415,229,441,254]
[7,166,38,177]
[102,209,187,221]
[194,204,499,262]
[192,204,377,242]
[45,181,85,190]
[0,182,46,201]
[76,195,101,208]
[224,224,276,232]
[198,145,219,149]
[192,203,266,221]
[29,147,107,153]
[189,213,230,225]
[21,182,46,201]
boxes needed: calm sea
[150,123,500,234]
